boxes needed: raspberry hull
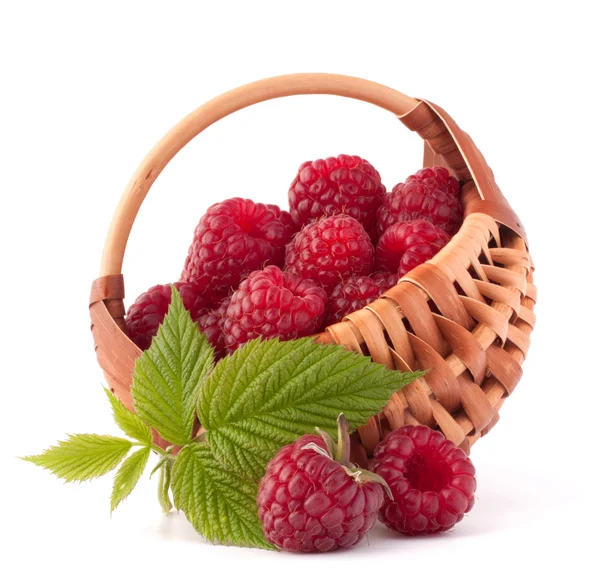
[258,434,384,552]
[371,425,476,535]
[288,154,386,232]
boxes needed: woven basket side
[314,100,535,456]
[319,224,534,455]
[90,274,140,409]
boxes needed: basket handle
[99,73,421,276]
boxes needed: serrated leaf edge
[110,446,151,514]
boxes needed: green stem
[157,460,174,514]
[335,413,351,467]
[134,442,169,457]
[129,441,167,455]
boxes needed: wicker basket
[89,73,535,459]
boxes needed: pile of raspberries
[125,155,462,356]
[258,424,477,552]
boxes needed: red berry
[371,425,477,535]
[125,282,211,351]
[288,154,386,232]
[370,270,398,292]
[197,296,231,360]
[258,416,386,552]
[326,275,383,326]
[376,220,450,277]
[181,198,297,299]
[222,265,327,352]
[284,215,374,294]
[377,167,462,237]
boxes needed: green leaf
[104,388,152,445]
[158,458,173,514]
[199,337,423,480]
[131,286,215,445]
[110,447,151,513]
[171,443,273,550]
[22,435,132,482]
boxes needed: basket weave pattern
[89,75,535,457]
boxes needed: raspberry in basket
[284,215,374,294]
[376,167,462,237]
[181,198,297,299]
[257,414,389,552]
[197,296,231,361]
[371,425,476,535]
[371,270,398,291]
[325,275,385,326]
[288,154,386,232]
[222,265,327,352]
[376,219,450,277]
[125,282,211,351]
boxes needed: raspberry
[222,265,327,352]
[326,275,383,326]
[288,154,386,232]
[371,425,477,535]
[181,198,297,299]
[377,167,462,237]
[197,296,231,360]
[370,270,398,292]
[257,415,387,552]
[125,282,211,351]
[284,215,374,294]
[376,220,450,277]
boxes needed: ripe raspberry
[326,275,383,326]
[258,415,388,552]
[197,296,231,360]
[376,220,450,277]
[371,425,476,535]
[377,167,462,237]
[284,215,374,294]
[370,270,398,292]
[181,198,297,299]
[222,265,327,352]
[125,282,211,351]
[288,154,386,232]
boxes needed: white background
[1,1,598,582]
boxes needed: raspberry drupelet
[371,270,398,291]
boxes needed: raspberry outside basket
[89,73,535,460]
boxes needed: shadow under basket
[89,73,536,461]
